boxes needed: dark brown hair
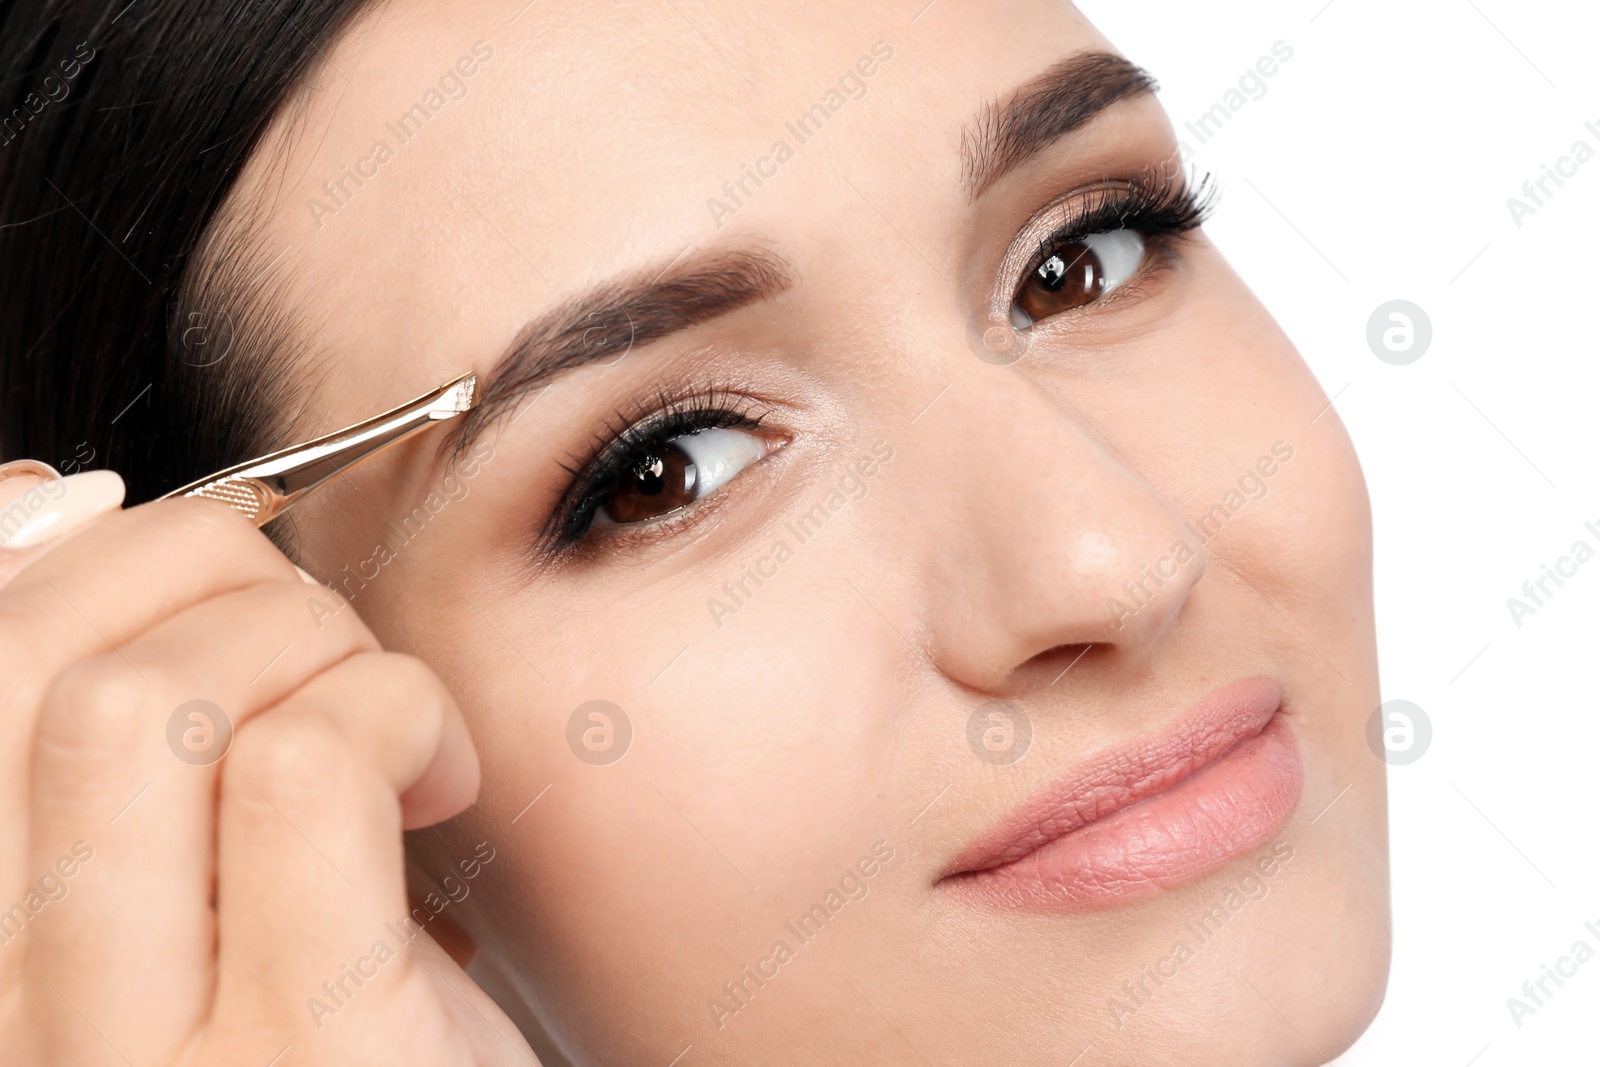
[0,0,371,502]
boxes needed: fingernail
[293,564,323,586]
[0,459,61,483]
[0,473,48,511]
[0,470,125,549]
[0,460,62,510]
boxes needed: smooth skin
[2,1,1390,1064]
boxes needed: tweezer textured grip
[159,372,477,527]
[186,477,269,522]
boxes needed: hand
[0,469,539,1066]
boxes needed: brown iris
[601,442,700,524]
[1014,242,1103,323]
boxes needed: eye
[1010,228,1147,327]
[548,390,779,551]
[594,426,767,527]
[1001,171,1215,332]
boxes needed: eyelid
[556,424,791,560]
[988,181,1117,312]
[587,425,773,531]
[538,383,783,554]
[987,171,1210,315]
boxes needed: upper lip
[940,676,1285,879]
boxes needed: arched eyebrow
[962,51,1158,200]
[444,247,790,463]
[444,53,1152,463]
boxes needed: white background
[1076,0,1600,1062]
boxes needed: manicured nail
[0,460,62,510]
[293,564,323,586]
[0,470,125,548]
[0,459,62,484]
[0,474,48,511]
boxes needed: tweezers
[161,372,478,525]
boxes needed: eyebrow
[445,247,790,461]
[444,52,1152,461]
[961,51,1158,200]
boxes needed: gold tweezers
[161,372,478,525]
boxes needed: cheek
[417,565,898,859]
[1263,408,1374,607]
[414,572,908,1053]
[1141,254,1373,610]
[1154,265,1381,798]
[1213,299,1374,613]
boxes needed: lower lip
[943,701,1303,911]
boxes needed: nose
[914,369,1203,693]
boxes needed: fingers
[0,496,302,707]
[2,473,493,1063]
[0,496,311,924]
[0,467,62,586]
[211,652,478,1043]
[412,931,548,1067]
[20,580,379,1056]
[0,496,303,769]
[0,467,123,558]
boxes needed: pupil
[634,454,667,495]
[599,441,701,525]
[1038,253,1070,292]
[1011,241,1108,325]
[1035,244,1098,296]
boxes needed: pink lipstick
[940,676,1302,910]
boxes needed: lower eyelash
[540,177,1212,553]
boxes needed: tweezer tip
[430,373,478,418]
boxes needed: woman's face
[230,0,1389,1061]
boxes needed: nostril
[1033,642,1097,686]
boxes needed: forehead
[233,0,1111,417]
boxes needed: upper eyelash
[545,385,769,549]
[1022,169,1216,284]
[540,173,1212,554]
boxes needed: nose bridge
[912,365,1203,691]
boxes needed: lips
[939,676,1302,910]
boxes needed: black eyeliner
[1024,169,1215,284]
[545,386,769,549]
